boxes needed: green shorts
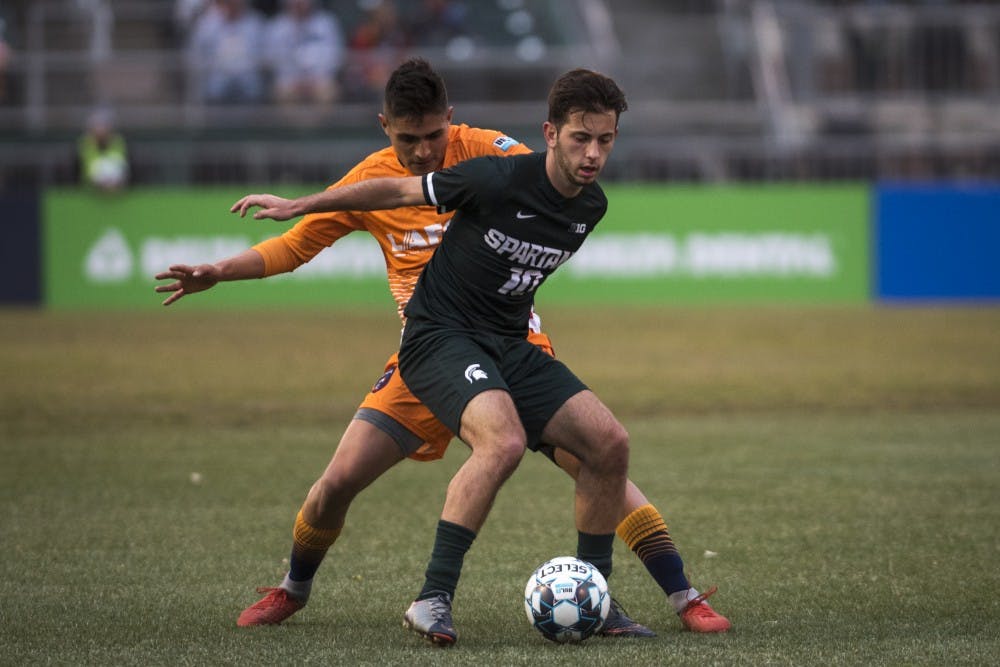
[398,318,588,449]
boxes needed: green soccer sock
[417,519,478,601]
[576,531,615,581]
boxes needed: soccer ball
[524,556,610,643]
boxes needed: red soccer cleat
[237,587,305,627]
[679,586,731,633]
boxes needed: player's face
[543,109,618,197]
[380,108,454,175]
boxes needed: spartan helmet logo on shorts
[464,363,489,383]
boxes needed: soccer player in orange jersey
[155,58,729,638]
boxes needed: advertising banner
[44,188,394,310]
[876,184,1000,300]
[542,184,871,305]
[44,184,871,309]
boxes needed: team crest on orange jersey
[371,365,396,392]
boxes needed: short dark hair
[383,58,449,121]
[547,69,627,128]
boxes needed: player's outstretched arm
[231,177,426,221]
[154,249,265,306]
[230,194,302,221]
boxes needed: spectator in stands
[264,0,346,106]
[188,0,265,104]
[77,108,129,193]
[341,0,410,102]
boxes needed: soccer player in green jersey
[397,68,634,646]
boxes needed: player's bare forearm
[231,177,425,220]
[154,249,265,306]
[213,249,266,281]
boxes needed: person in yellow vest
[78,108,129,192]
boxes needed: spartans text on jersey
[482,228,574,270]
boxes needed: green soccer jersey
[406,152,607,337]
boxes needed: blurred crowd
[179,0,470,106]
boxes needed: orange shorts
[357,331,555,461]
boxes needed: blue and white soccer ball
[524,556,610,643]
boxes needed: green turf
[1,306,998,665]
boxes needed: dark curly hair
[547,69,627,128]
[383,58,449,121]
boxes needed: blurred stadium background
[1,0,999,186]
[1,0,997,307]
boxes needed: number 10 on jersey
[498,267,545,296]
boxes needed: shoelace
[425,595,453,623]
[252,587,287,608]
[608,596,630,618]
[683,585,719,614]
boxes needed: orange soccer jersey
[253,124,531,322]
[251,124,539,460]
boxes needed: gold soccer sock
[617,503,691,596]
[283,509,341,600]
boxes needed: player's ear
[542,121,558,148]
[445,106,454,123]
[378,113,390,135]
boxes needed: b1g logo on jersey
[493,135,520,152]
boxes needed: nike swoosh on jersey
[516,210,537,219]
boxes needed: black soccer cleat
[598,596,657,638]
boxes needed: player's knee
[491,435,527,474]
[464,417,527,474]
[310,473,359,513]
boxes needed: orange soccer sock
[617,503,690,596]
[287,509,341,585]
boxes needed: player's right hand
[154,264,220,306]
[230,194,297,221]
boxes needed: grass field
[2,305,998,665]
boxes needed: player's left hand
[154,264,220,306]
[230,194,297,221]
